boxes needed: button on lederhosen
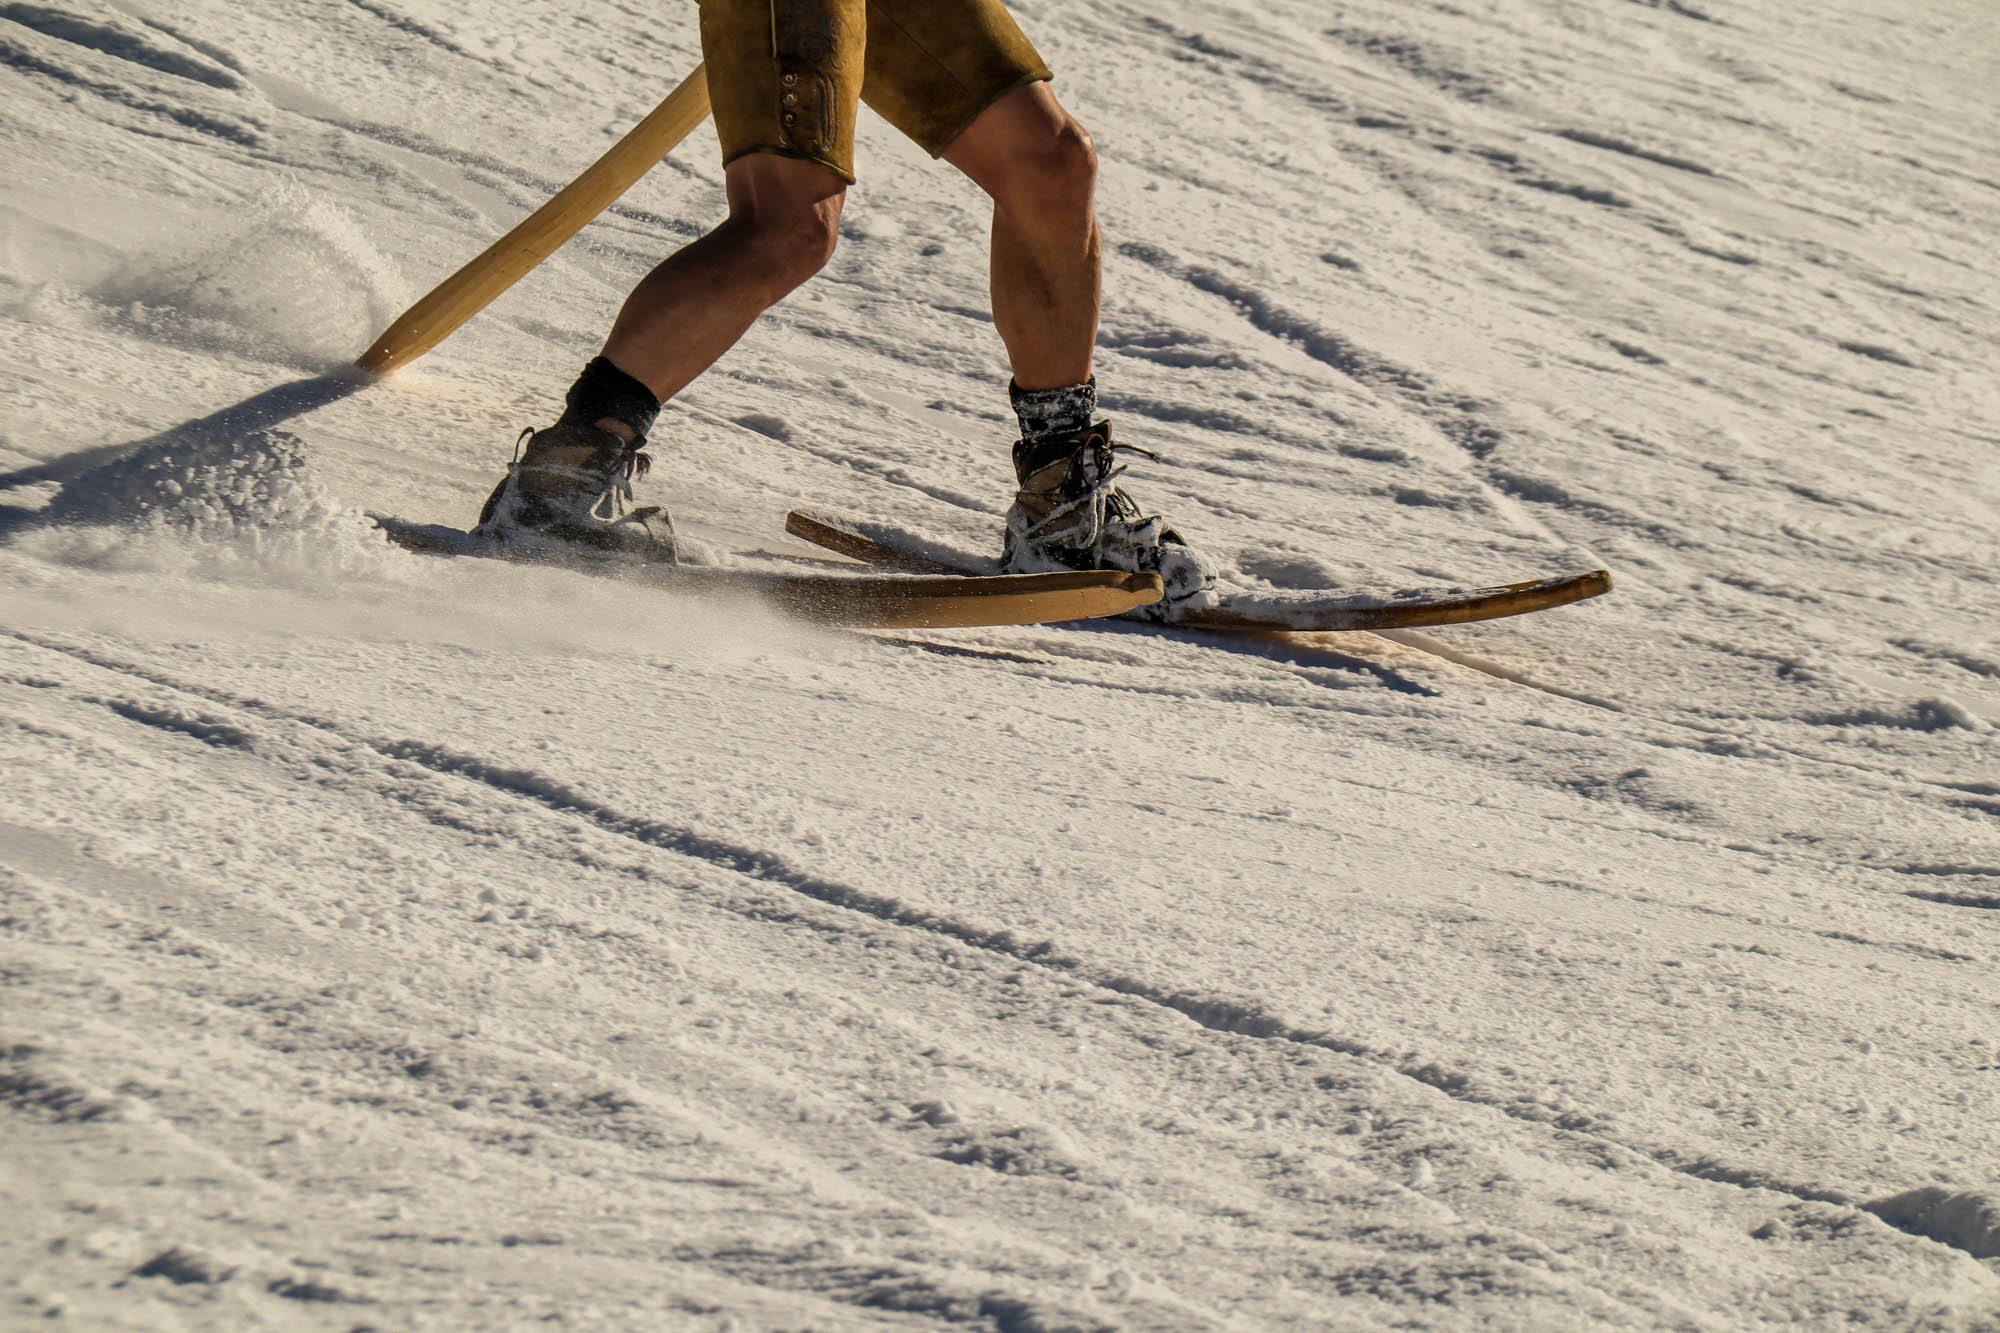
[776,57,834,154]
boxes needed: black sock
[1010,377,1097,445]
[1009,377,1098,482]
[559,357,661,442]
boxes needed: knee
[1014,116,1097,221]
[1050,117,1099,198]
[736,192,844,290]
[780,197,843,281]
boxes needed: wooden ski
[372,517,1162,630]
[784,511,1612,632]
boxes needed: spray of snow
[87,180,406,372]
[27,425,397,583]
[6,425,822,661]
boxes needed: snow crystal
[1867,1187,2000,1260]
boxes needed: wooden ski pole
[357,63,711,377]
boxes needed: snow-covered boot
[473,420,676,562]
[1001,420,1217,613]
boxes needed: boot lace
[1023,426,1164,547]
[507,426,653,519]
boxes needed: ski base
[372,516,1163,630]
[784,511,1611,632]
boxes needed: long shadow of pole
[0,371,371,538]
[0,372,368,492]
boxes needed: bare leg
[943,83,1101,392]
[599,153,849,407]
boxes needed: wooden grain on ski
[785,510,1612,632]
[374,516,1161,630]
[1172,571,1614,631]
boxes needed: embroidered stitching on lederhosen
[771,1,841,158]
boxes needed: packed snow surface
[3,0,1998,1327]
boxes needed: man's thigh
[699,0,1052,183]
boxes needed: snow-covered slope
[3,0,1997,1327]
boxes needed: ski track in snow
[4,0,2000,1326]
[5,622,1997,1327]
[0,627,1930,1206]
